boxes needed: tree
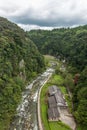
[64,74,74,92]
[75,99,87,125]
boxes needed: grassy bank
[40,74,71,130]
[77,125,87,130]
[41,55,87,130]
[44,55,58,67]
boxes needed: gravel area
[59,108,76,130]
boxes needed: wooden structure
[48,85,67,121]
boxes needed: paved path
[37,73,52,130]
[59,106,76,130]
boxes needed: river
[9,68,54,130]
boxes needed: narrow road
[38,73,52,130]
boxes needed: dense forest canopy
[0,17,45,129]
[27,26,87,71]
[27,27,87,127]
[0,16,87,129]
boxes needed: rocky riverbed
[9,68,54,130]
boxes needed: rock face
[19,59,26,81]
[0,17,45,129]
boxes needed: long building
[48,85,67,121]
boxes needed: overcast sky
[0,0,87,30]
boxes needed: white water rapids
[10,68,54,130]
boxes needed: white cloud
[0,0,87,29]
[18,23,57,31]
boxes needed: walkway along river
[10,68,54,130]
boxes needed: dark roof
[48,86,67,107]
[55,92,66,106]
[49,85,59,96]
[48,86,67,121]
[48,96,57,108]
[48,107,59,119]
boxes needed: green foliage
[72,67,87,126]
[40,74,71,130]
[44,55,56,67]
[77,124,87,130]
[77,87,87,100]
[49,74,64,86]
[74,99,87,125]
[64,74,74,92]
[27,27,87,126]
[49,121,71,130]
[0,17,45,129]
[27,26,87,71]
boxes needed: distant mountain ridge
[27,26,87,70]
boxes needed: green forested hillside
[27,27,87,71]
[0,17,45,129]
[27,27,87,127]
